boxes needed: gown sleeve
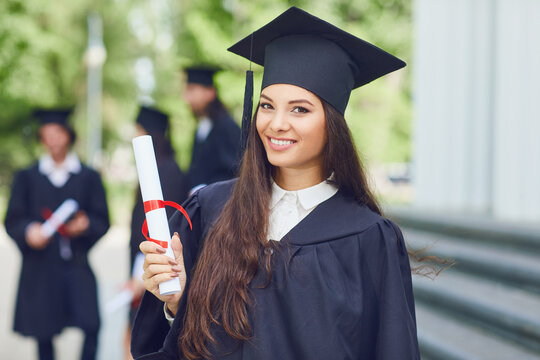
[80,170,110,249]
[4,170,34,253]
[131,191,203,360]
[363,219,420,360]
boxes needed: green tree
[0,0,413,215]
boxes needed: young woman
[131,7,420,360]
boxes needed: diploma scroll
[105,288,134,314]
[132,135,181,295]
[41,198,79,238]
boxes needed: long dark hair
[179,98,381,359]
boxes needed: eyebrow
[260,94,314,106]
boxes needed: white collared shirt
[38,152,81,188]
[196,116,213,142]
[268,178,338,241]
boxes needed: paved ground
[0,225,131,360]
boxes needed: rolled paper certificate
[132,135,181,295]
[105,288,134,314]
[41,198,79,238]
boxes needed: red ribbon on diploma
[41,207,68,237]
[141,200,193,248]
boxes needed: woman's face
[183,83,216,117]
[39,123,71,160]
[256,84,327,172]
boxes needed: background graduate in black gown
[182,67,241,193]
[132,7,420,360]
[125,106,189,358]
[4,108,109,360]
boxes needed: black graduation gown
[4,163,110,340]
[130,156,189,272]
[187,111,241,189]
[131,179,420,360]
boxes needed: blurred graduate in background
[182,67,241,193]
[125,106,189,359]
[4,108,110,360]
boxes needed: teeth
[270,138,294,146]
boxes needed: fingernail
[168,259,178,265]
[156,247,166,254]
[170,272,179,277]
[171,266,182,272]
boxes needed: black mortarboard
[228,7,406,149]
[33,108,76,143]
[185,66,220,87]
[136,106,169,135]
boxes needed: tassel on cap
[240,69,253,153]
[240,32,255,154]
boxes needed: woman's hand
[140,233,186,316]
[65,211,90,238]
[25,222,50,249]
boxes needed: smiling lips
[267,136,297,151]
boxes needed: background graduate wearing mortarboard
[125,106,189,359]
[132,7,420,360]
[182,67,241,193]
[4,108,110,360]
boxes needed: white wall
[413,0,540,222]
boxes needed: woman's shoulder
[189,179,237,222]
[196,178,237,209]
[11,162,40,184]
[286,191,397,246]
[17,162,39,175]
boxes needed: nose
[269,109,290,133]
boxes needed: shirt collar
[196,116,213,142]
[39,152,81,176]
[270,182,288,209]
[270,176,338,211]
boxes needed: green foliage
[0,0,139,187]
[170,0,413,165]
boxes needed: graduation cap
[228,6,406,150]
[184,66,220,87]
[33,108,76,143]
[136,106,169,135]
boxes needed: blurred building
[406,2,540,359]
[412,0,540,223]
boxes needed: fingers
[26,223,50,249]
[143,253,177,268]
[143,263,182,278]
[170,234,186,282]
[65,213,90,237]
[143,272,179,292]
[139,241,166,255]
[171,232,183,263]
[140,236,185,298]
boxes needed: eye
[292,106,309,114]
[259,102,273,110]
